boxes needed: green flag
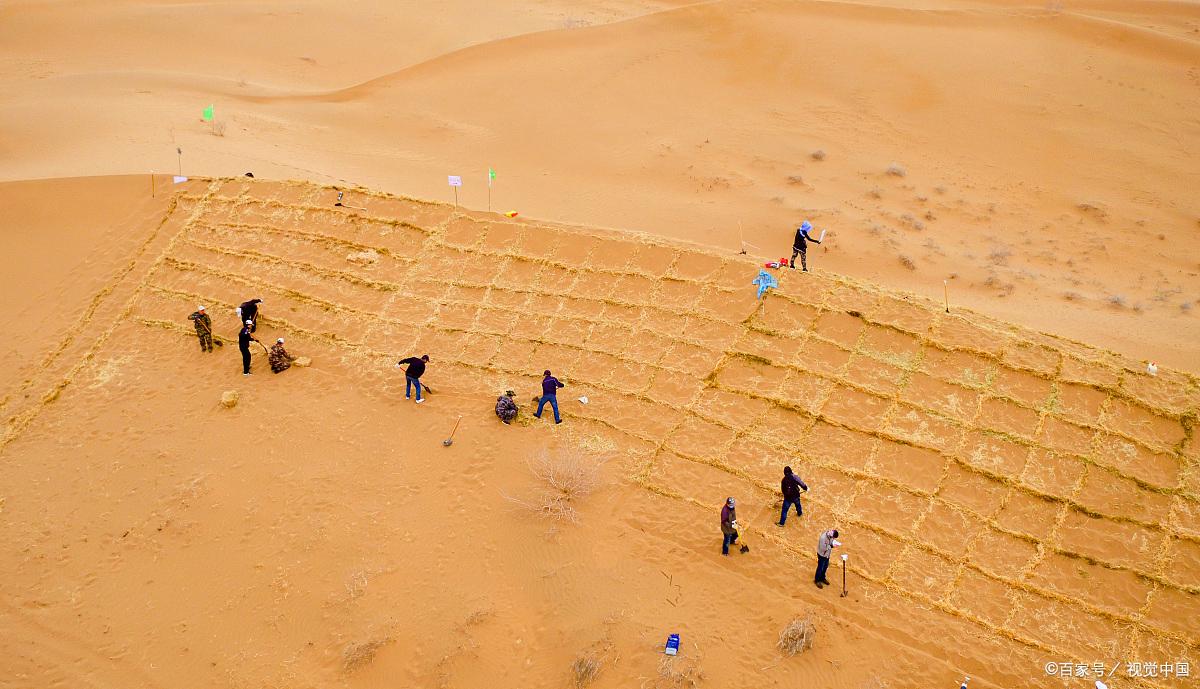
[202,105,214,121]
[488,167,495,186]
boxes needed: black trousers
[240,346,251,374]
[815,554,830,583]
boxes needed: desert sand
[1,1,1198,688]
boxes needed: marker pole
[840,554,848,597]
[943,280,950,313]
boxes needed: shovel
[196,320,223,347]
[443,415,462,447]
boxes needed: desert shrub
[987,247,1012,265]
[572,654,602,687]
[778,615,816,656]
[898,255,916,270]
[656,655,704,688]
[506,447,603,523]
[811,149,827,161]
[342,637,389,673]
[886,163,906,177]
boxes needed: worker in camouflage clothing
[495,390,518,424]
[269,338,296,374]
[188,305,214,352]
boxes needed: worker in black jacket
[236,298,263,332]
[396,354,429,404]
[777,465,809,526]
[790,221,822,272]
[238,320,260,376]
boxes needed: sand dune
[2,0,1197,370]
[3,0,1198,685]
[0,177,1195,688]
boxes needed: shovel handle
[447,415,462,441]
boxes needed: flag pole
[487,167,495,212]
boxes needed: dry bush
[1107,294,1127,308]
[505,447,603,523]
[778,615,816,656]
[987,247,1012,265]
[898,254,916,270]
[811,149,826,160]
[867,186,882,199]
[212,120,227,137]
[786,175,804,185]
[656,655,704,688]
[1063,291,1083,302]
[900,213,925,231]
[886,163,906,177]
[342,637,389,673]
[572,654,602,687]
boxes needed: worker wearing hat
[238,319,259,375]
[815,529,841,588]
[790,220,822,272]
[187,305,214,352]
[720,497,741,556]
[269,337,297,374]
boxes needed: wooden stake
[453,186,458,210]
[943,280,950,313]
[151,172,155,198]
